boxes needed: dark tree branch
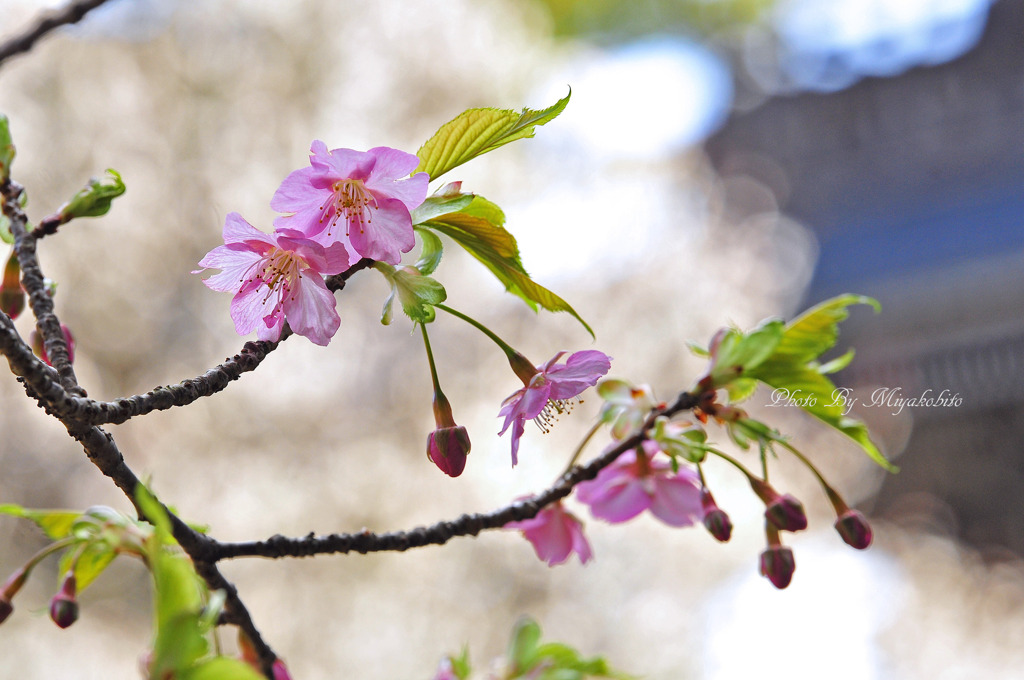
[2,179,82,395]
[209,392,700,562]
[0,0,115,68]
[1,177,282,677]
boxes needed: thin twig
[209,392,700,561]
[0,0,115,68]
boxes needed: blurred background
[1,0,1023,678]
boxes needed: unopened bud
[834,509,873,550]
[427,426,471,477]
[759,545,796,589]
[30,324,75,366]
[700,490,732,542]
[764,493,808,533]
[0,251,23,319]
[49,573,78,629]
[272,659,293,680]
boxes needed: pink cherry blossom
[195,212,350,345]
[498,350,611,466]
[506,501,593,567]
[575,442,704,527]
[271,142,429,264]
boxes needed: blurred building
[706,0,1024,553]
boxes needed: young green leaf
[415,91,570,181]
[179,657,265,680]
[746,295,895,472]
[0,114,14,180]
[376,263,447,325]
[58,169,126,221]
[0,504,81,540]
[423,196,594,336]
[414,228,444,276]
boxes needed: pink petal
[320,147,373,184]
[230,281,275,336]
[579,476,650,524]
[347,198,416,264]
[196,244,260,292]
[648,474,703,527]
[366,146,422,180]
[281,274,340,346]
[270,167,323,214]
[546,350,612,401]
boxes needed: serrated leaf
[416,91,570,180]
[423,196,593,336]
[771,294,879,364]
[750,358,897,472]
[0,504,81,540]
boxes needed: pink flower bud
[700,490,733,543]
[272,659,293,680]
[834,509,873,550]
[759,545,796,589]
[0,251,23,319]
[427,426,471,477]
[31,324,75,366]
[764,493,808,533]
[49,573,78,629]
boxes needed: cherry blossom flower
[195,212,350,345]
[271,142,429,264]
[498,350,611,466]
[507,501,593,566]
[575,442,704,527]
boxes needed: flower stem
[419,323,441,395]
[436,303,517,359]
[560,420,604,477]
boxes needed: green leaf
[709,320,783,385]
[180,657,265,680]
[509,617,542,670]
[0,215,12,244]
[58,540,116,591]
[0,114,14,181]
[59,168,126,221]
[414,228,444,276]
[0,504,81,540]
[423,196,593,337]
[376,263,447,325]
[416,91,570,180]
[745,295,895,472]
[770,294,879,364]
[411,193,474,225]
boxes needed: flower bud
[49,573,78,629]
[30,324,75,366]
[834,509,873,550]
[759,545,796,589]
[764,493,808,533]
[272,659,293,680]
[0,251,23,320]
[700,490,732,542]
[427,426,471,477]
